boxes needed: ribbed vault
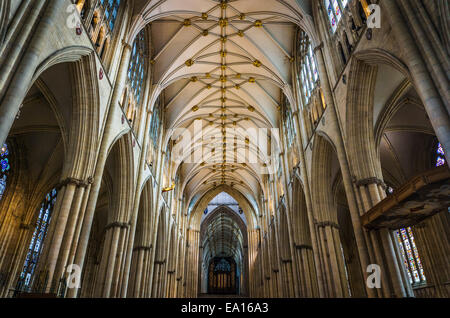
[200,205,246,265]
[129,0,315,206]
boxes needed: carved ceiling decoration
[134,0,313,204]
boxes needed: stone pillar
[356,179,406,297]
[42,182,77,293]
[52,180,90,295]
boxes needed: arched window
[282,100,294,147]
[298,31,319,105]
[436,143,446,167]
[0,143,10,201]
[100,0,121,31]
[214,258,231,272]
[150,98,162,147]
[394,227,426,286]
[324,0,349,33]
[127,30,147,107]
[19,188,58,289]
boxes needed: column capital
[133,245,152,252]
[315,220,340,229]
[58,177,91,189]
[355,177,386,188]
[105,221,130,230]
[122,40,132,50]
[295,244,312,250]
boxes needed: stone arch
[310,134,351,298]
[346,50,411,180]
[127,179,154,297]
[0,53,101,296]
[79,132,135,298]
[331,171,365,297]
[189,185,258,231]
[199,205,249,296]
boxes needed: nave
[0,0,448,298]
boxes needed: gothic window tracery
[297,31,326,140]
[100,0,121,31]
[147,97,163,172]
[123,29,147,129]
[0,143,10,201]
[298,31,319,105]
[19,188,58,290]
[324,0,348,33]
[214,258,231,272]
[77,0,121,61]
[394,227,426,286]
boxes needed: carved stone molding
[133,245,152,252]
[295,244,312,250]
[105,221,130,230]
[315,221,340,229]
[355,177,386,188]
[58,177,91,189]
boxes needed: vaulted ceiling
[130,0,314,210]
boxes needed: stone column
[43,182,77,293]
[52,181,89,295]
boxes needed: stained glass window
[100,0,121,31]
[207,192,240,214]
[324,0,349,33]
[436,143,446,167]
[127,30,147,105]
[394,227,426,286]
[298,31,319,105]
[0,143,10,201]
[19,188,58,290]
[214,258,231,272]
